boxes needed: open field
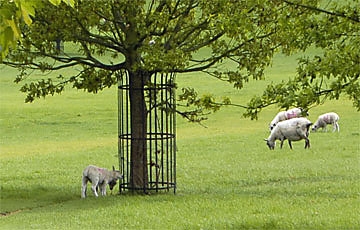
[1,50,359,229]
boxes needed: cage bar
[118,72,176,193]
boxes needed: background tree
[1,0,359,191]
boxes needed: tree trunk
[129,70,149,192]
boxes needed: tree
[1,0,359,191]
[244,0,360,119]
[0,0,75,61]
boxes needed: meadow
[0,49,359,229]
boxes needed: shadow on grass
[0,184,134,216]
[0,185,79,215]
[235,174,359,199]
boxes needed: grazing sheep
[81,165,123,198]
[265,117,312,150]
[312,112,340,132]
[269,108,307,131]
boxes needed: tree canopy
[1,0,359,120]
[0,0,75,61]
[245,0,360,119]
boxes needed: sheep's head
[265,139,275,150]
[312,125,318,131]
[109,166,123,191]
[269,123,276,131]
[108,180,117,191]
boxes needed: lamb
[81,165,123,198]
[269,108,307,131]
[265,117,312,150]
[312,112,340,132]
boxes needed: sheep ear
[264,139,268,141]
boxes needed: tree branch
[282,0,360,22]
[72,14,126,54]
[177,31,276,73]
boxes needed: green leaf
[48,0,62,6]
[6,19,20,39]
[19,1,37,25]
[62,0,75,7]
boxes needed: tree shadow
[0,185,79,215]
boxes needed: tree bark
[129,70,149,192]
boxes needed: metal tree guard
[118,71,176,193]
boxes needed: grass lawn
[0,50,359,229]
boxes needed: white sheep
[269,108,307,131]
[312,112,340,132]
[265,117,312,150]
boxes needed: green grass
[1,51,359,229]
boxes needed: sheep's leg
[81,177,88,198]
[91,184,99,197]
[100,183,107,196]
[288,140,293,149]
[280,140,284,149]
[304,138,310,149]
[332,123,336,132]
[336,122,340,132]
[91,178,99,197]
